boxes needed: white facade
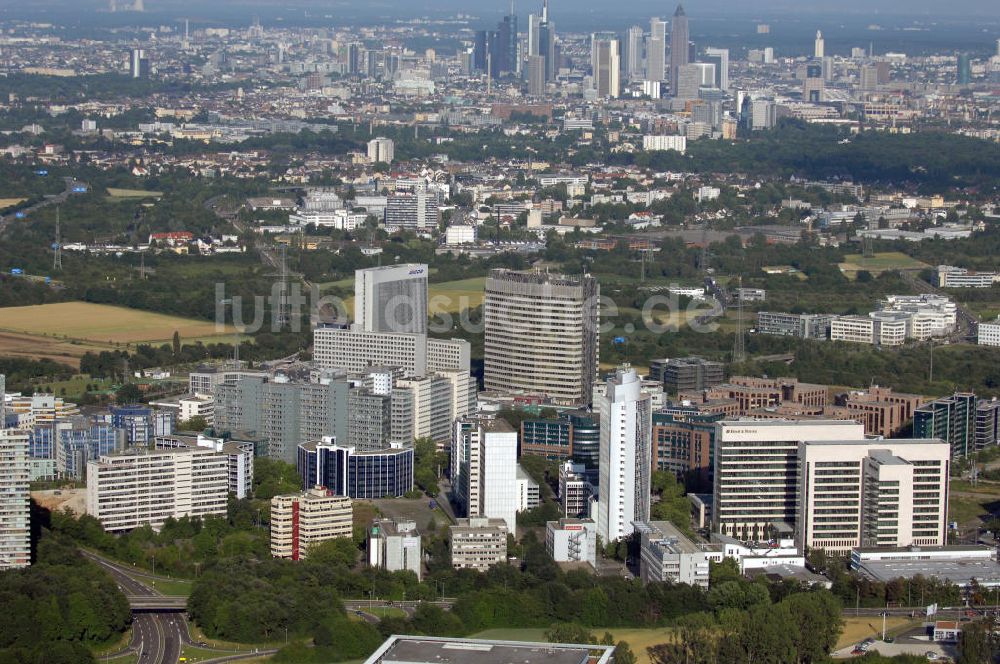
[369,518,422,580]
[368,137,394,164]
[798,439,950,552]
[154,434,254,499]
[636,520,711,587]
[313,328,470,377]
[179,394,214,424]
[597,367,652,544]
[86,447,229,532]
[713,420,866,542]
[559,461,593,518]
[546,518,597,567]
[516,465,540,512]
[936,265,1000,288]
[979,318,1000,347]
[642,135,687,154]
[289,210,366,230]
[0,429,29,569]
[445,224,477,246]
[452,416,519,535]
[355,264,429,335]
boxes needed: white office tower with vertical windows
[0,427,30,569]
[798,439,949,553]
[596,367,652,544]
[814,30,825,58]
[626,26,644,81]
[355,264,429,334]
[367,137,394,164]
[647,18,666,81]
[451,415,519,535]
[713,420,865,542]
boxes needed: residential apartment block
[271,487,353,560]
[86,447,229,532]
[154,433,254,499]
[0,428,30,569]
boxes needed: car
[883,637,895,643]
[926,652,940,661]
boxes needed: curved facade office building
[297,437,414,499]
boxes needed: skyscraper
[669,4,689,97]
[814,30,825,59]
[703,47,729,91]
[528,0,556,82]
[129,48,149,78]
[354,264,429,335]
[367,137,394,164]
[957,53,972,85]
[593,39,621,99]
[527,54,546,95]
[451,415,519,534]
[626,25,644,81]
[596,367,652,544]
[647,18,666,82]
[484,269,599,405]
[0,428,29,569]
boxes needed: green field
[106,188,163,199]
[839,252,929,277]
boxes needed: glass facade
[298,442,413,499]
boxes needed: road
[82,550,191,664]
[0,177,86,235]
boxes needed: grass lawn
[179,644,243,662]
[0,302,233,344]
[839,252,929,278]
[107,188,163,198]
[360,606,408,619]
[948,480,1000,528]
[31,374,115,398]
[104,654,138,664]
[836,616,919,650]
[187,624,284,652]
[472,627,675,664]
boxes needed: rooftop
[855,557,1000,588]
[364,636,614,664]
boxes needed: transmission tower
[52,207,63,271]
[275,244,290,328]
[732,276,746,364]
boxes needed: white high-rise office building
[626,26,645,81]
[647,18,666,81]
[814,30,825,59]
[713,420,865,542]
[798,439,949,553]
[703,47,729,90]
[0,428,30,569]
[367,137,395,164]
[355,264,429,335]
[452,416,519,535]
[596,367,652,544]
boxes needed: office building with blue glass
[297,437,413,499]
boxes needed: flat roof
[801,438,946,447]
[364,636,615,664]
[855,558,1000,587]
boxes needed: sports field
[106,188,163,199]
[838,252,928,277]
[0,302,231,344]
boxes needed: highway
[82,550,190,664]
[0,177,86,235]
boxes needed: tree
[172,330,181,355]
[614,641,637,664]
[115,383,142,404]
[178,416,209,432]
[958,620,998,664]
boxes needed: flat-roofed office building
[484,269,599,405]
